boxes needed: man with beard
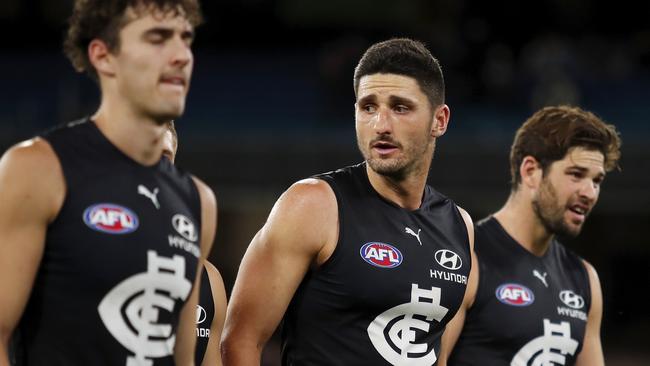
[440,105,621,366]
[221,38,476,365]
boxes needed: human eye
[181,31,195,47]
[567,170,584,181]
[361,103,377,113]
[394,104,410,113]
[593,175,605,187]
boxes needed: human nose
[170,37,192,68]
[371,106,393,135]
[578,179,599,202]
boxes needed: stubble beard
[359,135,434,181]
[532,178,582,238]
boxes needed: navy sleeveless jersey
[281,163,471,365]
[195,266,215,366]
[16,119,202,365]
[449,217,591,366]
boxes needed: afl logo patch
[496,283,535,306]
[434,249,463,270]
[83,203,139,234]
[360,242,403,268]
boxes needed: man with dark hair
[161,122,228,366]
[440,105,621,366]
[0,1,215,365]
[222,38,476,365]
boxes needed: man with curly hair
[440,105,621,366]
[0,1,215,365]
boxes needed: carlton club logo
[434,249,462,270]
[496,283,535,306]
[367,284,449,364]
[83,203,139,234]
[559,290,585,309]
[511,319,579,365]
[98,250,192,365]
[360,242,403,268]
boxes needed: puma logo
[533,270,548,287]
[138,184,160,209]
[405,227,422,246]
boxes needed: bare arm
[438,207,478,366]
[221,179,338,365]
[201,261,227,366]
[174,177,217,365]
[575,260,604,366]
[0,139,64,366]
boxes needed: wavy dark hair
[510,105,622,188]
[64,0,203,80]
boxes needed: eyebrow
[357,94,417,106]
[142,27,194,41]
[388,95,416,107]
[566,165,605,178]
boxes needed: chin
[367,158,410,179]
[559,223,583,238]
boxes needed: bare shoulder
[269,178,337,229]
[203,260,223,284]
[581,259,598,276]
[0,138,64,220]
[455,205,475,249]
[1,138,60,172]
[581,259,602,289]
[190,176,217,210]
[261,178,338,258]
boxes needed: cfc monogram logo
[367,284,448,365]
[511,319,579,366]
[98,251,192,366]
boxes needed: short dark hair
[353,38,445,108]
[64,0,203,80]
[510,105,622,188]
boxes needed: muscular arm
[201,261,227,366]
[575,260,604,366]
[0,140,64,366]
[221,179,338,365]
[438,207,478,365]
[174,177,217,365]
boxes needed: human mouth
[371,141,399,156]
[159,75,187,91]
[567,204,589,223]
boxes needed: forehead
[122,5,193,33]
[555,146,605,173]
[356,73,426,101]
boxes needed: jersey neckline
[356,161,435,213]
[85,117,166,171]
[483,216,557,262]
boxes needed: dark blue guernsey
[281,163,471,365]
[195,266,215,366]
[16,119,202,366]
[449,217,591,366]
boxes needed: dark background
[1,0,648,364]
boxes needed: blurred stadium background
[1,0,648,364]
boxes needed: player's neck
[366,163,428,211]
[493,193,554,257]
[92,102,167,166]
